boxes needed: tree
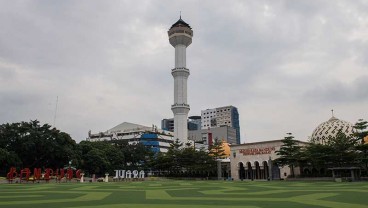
[0,148,21,176]
[327,130,359,167]
[77,140,127,175]
[180,146,197,172]
[0,120,77,170]
[303,143,334,175]
[275,133,302,177]
[166,139,183,173]
[83,148,110,175]
[153,152,173,175]
[353,119,368,175]
[193,148,216,176]
[353,119,368,144]
[208,138,226,159]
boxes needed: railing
[171,67,190,73]
[168,27,193,36]
[171,103,190,108]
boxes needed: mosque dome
[311,116,355,144]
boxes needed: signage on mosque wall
[239,147,276,155]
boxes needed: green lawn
[1,180,368,208]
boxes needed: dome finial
[180,11,182,19]
[331,109,334,117]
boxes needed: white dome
[311,116,355,144]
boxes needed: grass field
[1,180,368,208]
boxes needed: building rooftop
[230,139,309,147]
[107,122,152,133]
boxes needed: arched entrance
[255,161,260,179]
[246,162,253,180]
[238,162,245,180]
[263,161,269,180]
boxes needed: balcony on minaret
[171,67,190,77]
[171,103,190,114]
[171,103,190,108]
[172,67,189,73]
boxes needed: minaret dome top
[170,17,192,30]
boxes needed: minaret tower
[168,17,193,143]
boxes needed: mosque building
[229,114,358,180]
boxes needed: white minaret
[168,17,193,143]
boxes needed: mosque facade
[230,140,308,180]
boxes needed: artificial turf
[0,180,368,208]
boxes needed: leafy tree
[353,119,368,144]
[327,130,359,167]
[124,142,153,169]
[353,119,368,174]
[193,148,216,176]
[275,133,302,177]
[83,148,110,175]
[153,152,173,175]
[0,148,21,175]
[151,139,216,177]
[356,144,368,175]
[209,138,226,159]
[303,143,334,173]
[77,141,126,175]
[0,120,77,170]
[166,139,183,172]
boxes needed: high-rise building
[161,118,175,132]
[188,116,201,130]
[168,17,193,143]
[201,105,241,144]
[189,125,237,145]
[161,116,201,132]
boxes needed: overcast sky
[1,0,367,143]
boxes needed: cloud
[304,76,368,103]
[0,0,367,142]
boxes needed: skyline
[0,1,367,143]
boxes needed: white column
[175,45,186,68]
[105,173,109,182]
[80,173,84,183]
[174,113,188,142]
